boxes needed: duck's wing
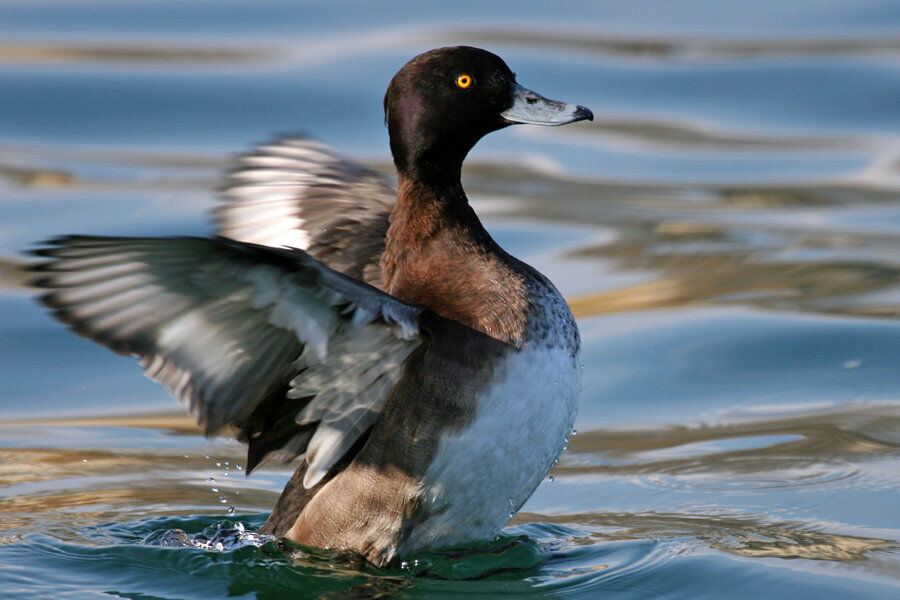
[31,235,423,488]
[217,138,393,289]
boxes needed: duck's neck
[381,175,527,345]
[388,120,480,189]
[385,176,492,249]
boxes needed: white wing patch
[221,139,383,250]
[217,137,395,289]
[221,145,333,249]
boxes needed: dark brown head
[384,46,592,185]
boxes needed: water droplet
[842,359,863,370]
[224,461,230,466]
[215,462,221,467]
[235,465,243,470]
[227,506,235,515]
[183,454,189,459]
[507,497,516,518]
[211,488,219,493]
[206,477,216,485]
[223,472,229,477]
[204,455,210,460]
[571,429,578,436]
[219,496,228,504]
[82,459,88,463]
[548,475,555,482]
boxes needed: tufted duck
[31,46,592,566]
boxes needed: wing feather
[32,235,423,483]
[217,137,393,287]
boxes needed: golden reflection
[460,163,900,320]
[2,487,138,515]
[514,510,891,561]
[567,278,697,317]
[565,251,898,319]
[0,257,32,290]
[521,404,899,563]
[3,413,199,435]
[0,43,265,65]
[0,161,216,193]
[0,448,135,486]
[453,28,900,59]
[0,165,74,188]
[0,439,280,544]
[558,403,900,480]
[0,487,246,545]
[567,404,900,455]
[563,119,854,151]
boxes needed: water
[1,1,898,598]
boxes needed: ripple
[0,42,266,66]
[0,511,895,599]
[705,525,892,561]
[634,460,863,492]
[144,520,276,552]
[517,511,893,562]
[559,402,900,496]
[457,27,900,60]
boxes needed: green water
[1,1,899,598]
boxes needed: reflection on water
[0,0,898,598]
[457,28,900,60]
[0,43,264,66]
[518,509,891,561]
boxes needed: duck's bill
[501,83,593,126]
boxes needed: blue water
[1,1,898,598]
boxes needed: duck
[30,46,592,566]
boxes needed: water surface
[0,1,898,598]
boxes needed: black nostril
[525,96,538,105]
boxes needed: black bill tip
[573,105,594,122]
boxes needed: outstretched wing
[217,138,394,288]
[31,235,422,487]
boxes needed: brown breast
[380,177,527,345]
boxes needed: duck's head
[384,46,592,185]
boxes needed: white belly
[400,344,581,552]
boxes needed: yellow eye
[456,74,473,89]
